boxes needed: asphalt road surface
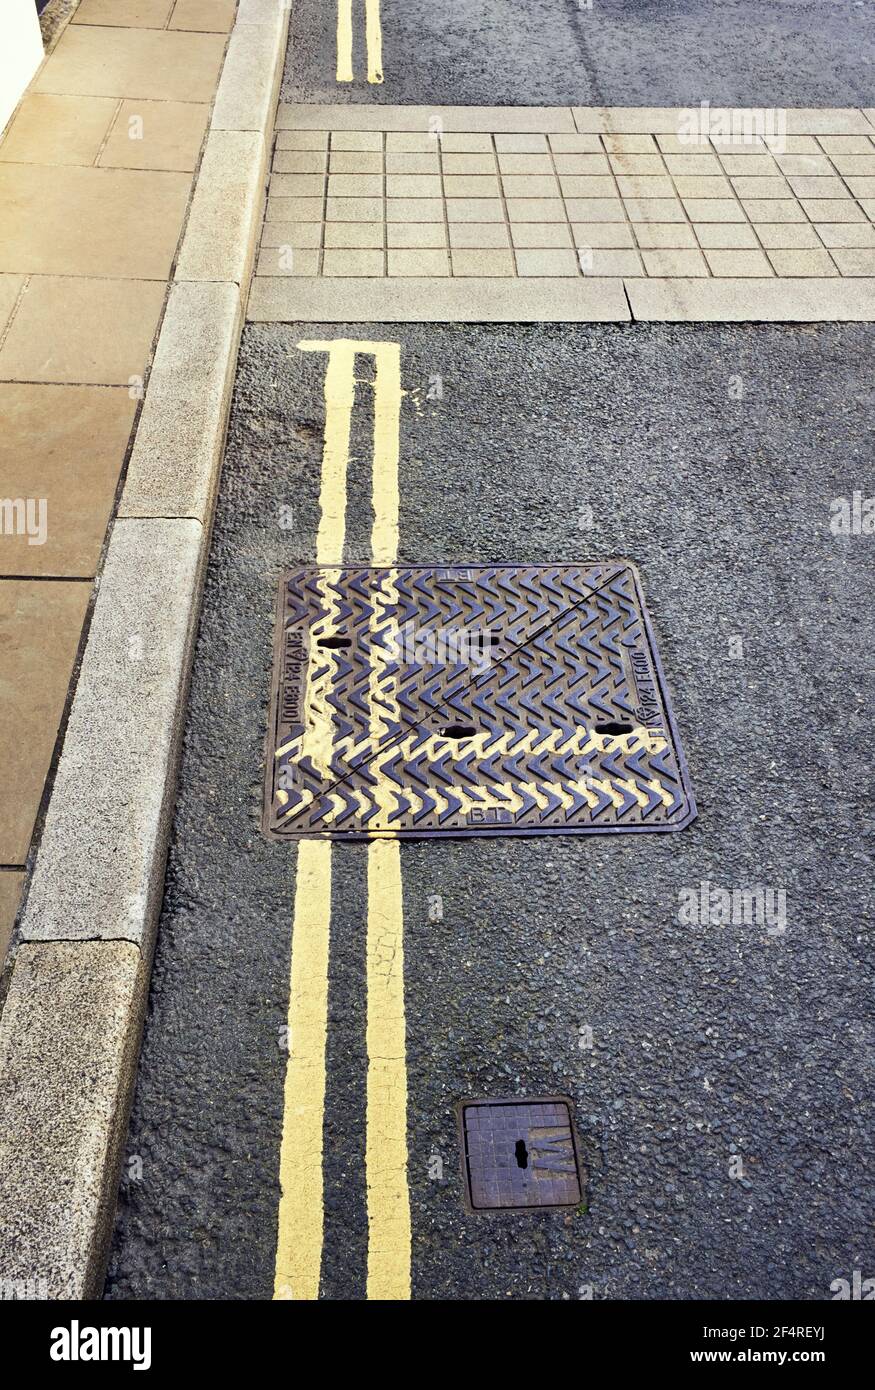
[283,0,875,108]
[107,321,875,1300]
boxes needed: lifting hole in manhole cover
[458,1096,583,1212]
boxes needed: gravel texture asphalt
[283,0,875,108]
[107,321,874,1300]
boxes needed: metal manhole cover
[264,562,695,840]
[459,1097,582,1211]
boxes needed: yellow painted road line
[364,340,409,1299]
[366,839,410,1299]
[336,0,354,82]
[365,0,384,84]
[304,340,357,564]
[274,338,410,1299]
[274,340,354,1300]
[336,0,383,84]
[274,839,332,1300]
[370,342,401,566]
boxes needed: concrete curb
[120,282,243,522]
[0,941,147,1299]
[175,129,267,287]
[0,0,290,1299]
[19,517,206,948]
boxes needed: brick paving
[256,107,875,283]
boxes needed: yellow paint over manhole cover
[264,562,695,839]
[459,1097,583,1212]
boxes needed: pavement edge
[0,0,291,1299]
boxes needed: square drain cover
[460,1097,582,1211]
[265,562,695,839]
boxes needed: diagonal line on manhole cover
[265,562,695,839]
[322,565,632,801]
[269,563,621,817]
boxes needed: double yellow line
[274,341,410,1301]
[337,0,384,84]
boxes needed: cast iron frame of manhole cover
[457,1096,583,1212]
[264,561,695,840]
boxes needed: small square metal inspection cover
[461,1097,582,1212]
[265,562,695,840]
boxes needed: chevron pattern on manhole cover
[264,562,695,840]
[459,1097,583,1212]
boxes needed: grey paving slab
[626,275,875,321]
[247,275,631,321]
[783,108,874,135]
[573,107,873,136]
[277,104,576,132]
